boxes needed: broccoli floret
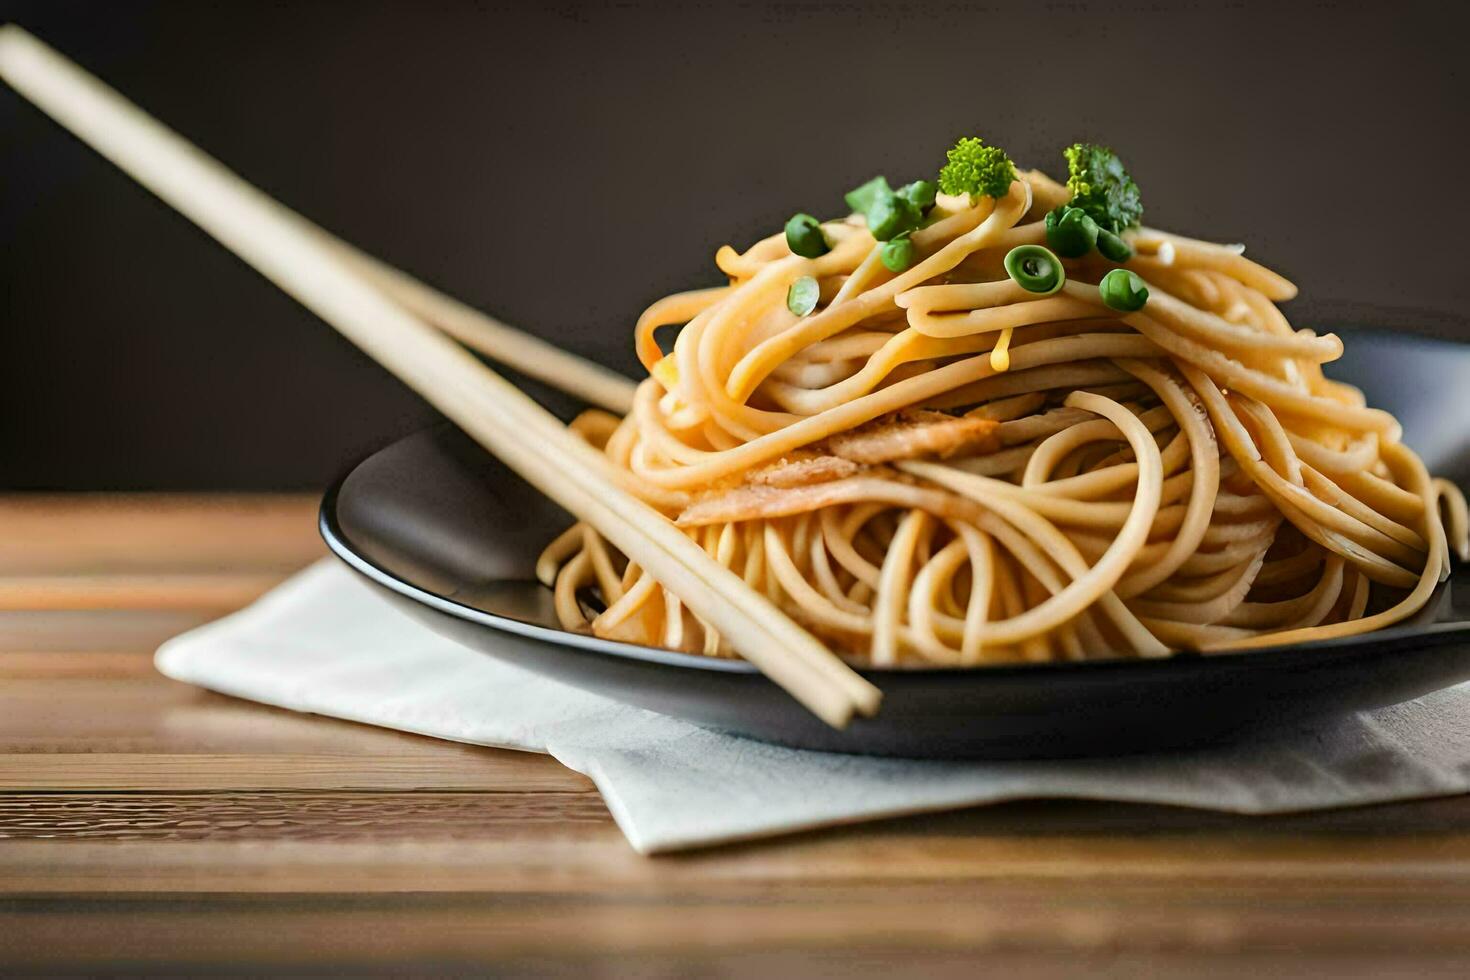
[937,137,1016,200]
[1063,143,1142,234]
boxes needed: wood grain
[0,608,229,652]
[0,572,296,610]
[4,893,1470,962]
[0,493,322,575]
[4,494,1470,975]
[0,753,590,792]
[0,792,612,840]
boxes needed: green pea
[785,213,830,258]
[844,176,892,215]
[1099,268,1148,311]
[880,235,915,272]
[1045,205,1099,258]
[1096,227,1134,262]
[1003,244,1064,295]
[896,180,937,214]
[866,191,922,242]
[786,275,821,317]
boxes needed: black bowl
[320,330,1470,758]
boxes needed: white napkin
[156,560,1470,853]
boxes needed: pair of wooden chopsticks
[0,25,881,728]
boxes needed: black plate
[321,331,1470,758]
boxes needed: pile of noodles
[538,169,1470,666]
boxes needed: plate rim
[319,435,1470,680]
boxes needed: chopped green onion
[1003,244,1064,295]
[1099,268,1148,311]
[1044,205,1099,258]
[880,235,915,272]
[786,275,821,316]
[896,180,937,214]
[784,213,830,258]
[866,191,922,242]
[844,176,892,215]
[1096,227,1134,262]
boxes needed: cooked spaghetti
[539,138,1470,665]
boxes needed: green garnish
[848,178,934,243]
[844,176,892,215]
[937,136,1017,200]
[1063,143,1142,234]
[786,275,821,316]
[880,235,915,273]
[1099,268,1148,311]
[1044,205,1099,258]
[1095,227,1134,263]
[896,180,937,214]
[784,213,830,258]
[866,191,922,242]
[1003,245,1064,295]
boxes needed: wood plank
[0,792,612,841]
[0,659,590,786]
[0,609,229,652]
[4,886,1470,967]
[0,571,295,611]
[9,816,1470,893]
[0,670,548,759]
[0,927,1465,980]
[0,494,322,575]
[8,791,1470,846]
[0,651,163,678]
[0,753,588,792]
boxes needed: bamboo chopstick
[0,25,880,727]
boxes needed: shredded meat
[821,410,1001,464]
[676,475,977,527]
[746,454,861,488]
[678,479,877,527]
[675,413,1001,527]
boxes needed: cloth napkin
[156,560,1470,854]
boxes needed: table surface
[5,495,1470,976]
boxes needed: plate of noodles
[322,138,1470,758]
[3,33,1463,758]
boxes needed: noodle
[539,169,1469,665]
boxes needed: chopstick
[0,25,880,727]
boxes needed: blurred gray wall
[3,0,1468,488]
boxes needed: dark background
[3,0,1468,490]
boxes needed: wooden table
[5,495,1470,976]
